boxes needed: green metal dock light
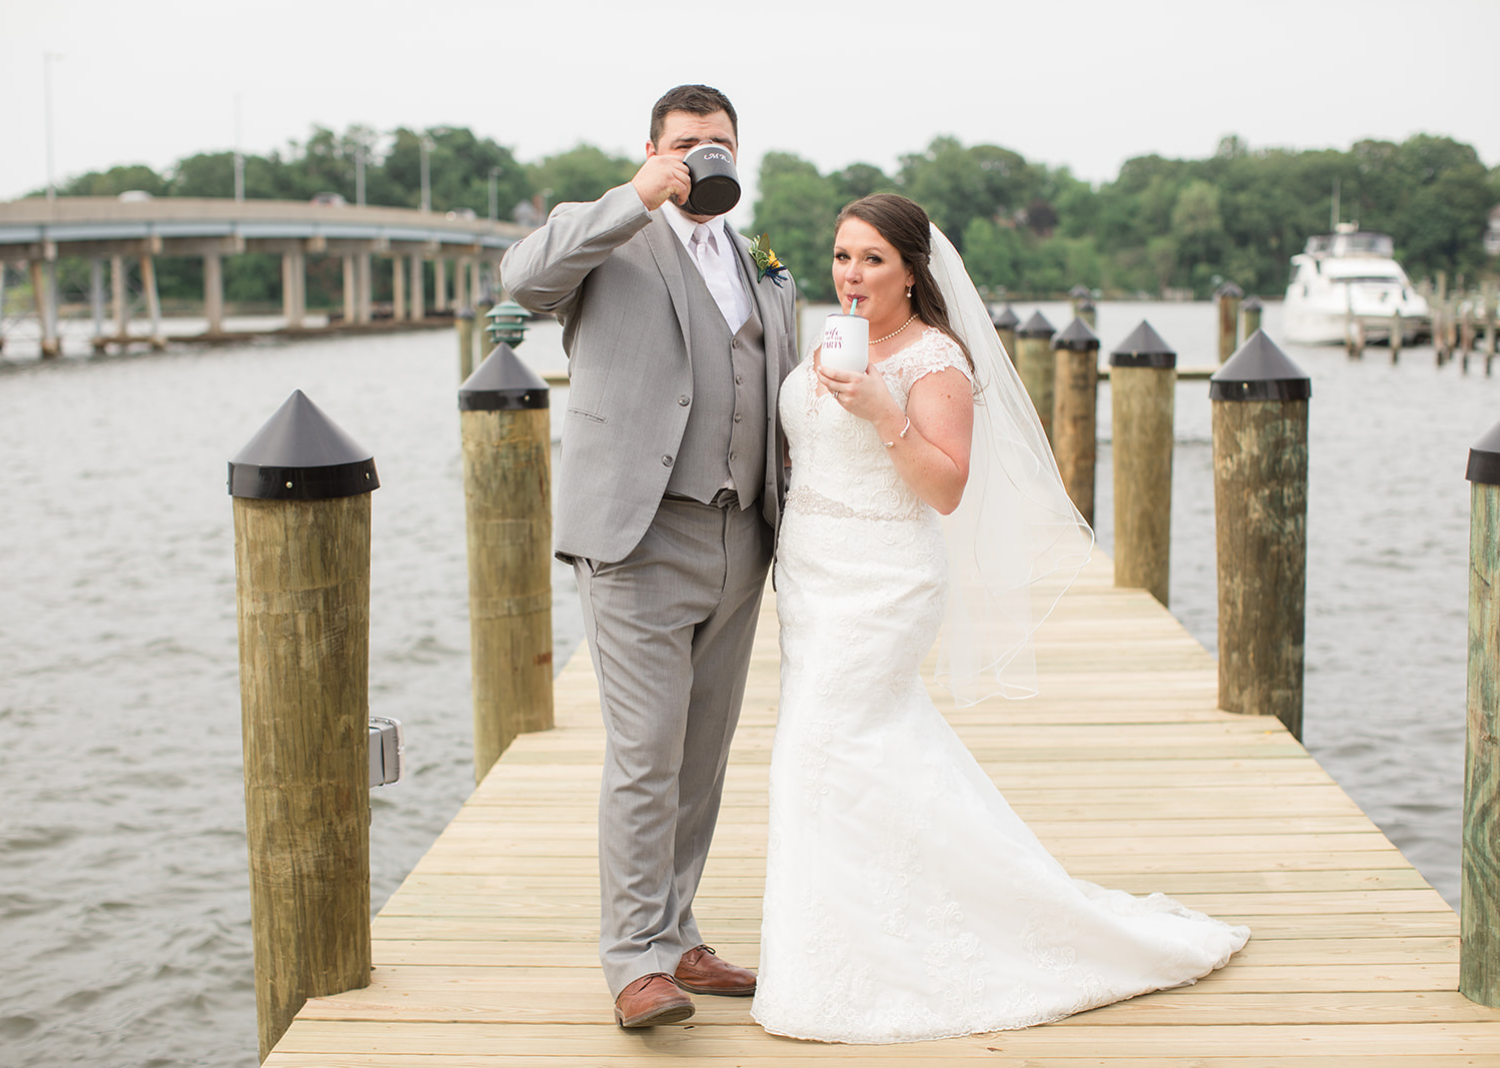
[486,299,529,348]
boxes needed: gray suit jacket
[501,184,800,563]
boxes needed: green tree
[751,152,842,302]
[527,144,634,209]
[830,162,893,204]
[58,164,168,197]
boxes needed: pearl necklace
[872,313,918,345]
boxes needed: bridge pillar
[471,260,484,308]
[91,258,107,351]
[355,254,372,324]
[454,257,470,310]
[141,255,164,349]
[111,256,128,342]
[282,250,306,329]
[205,253,225,334]
[409,254,425,321]
[31,258,60,358]
[392,255,406,321]
[0,263,7,352]
[434,257,448,313]
[342,256,355,324]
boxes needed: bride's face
[832,218,915,325]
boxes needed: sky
[5,0,1498,222]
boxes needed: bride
[752,194,1249,1043]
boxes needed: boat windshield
[1331,233,1394,257]
[1302,233,1395,258]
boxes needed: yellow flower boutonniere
[748,233,789,288]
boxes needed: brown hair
[649,85,738,147]
[835,194,972,370]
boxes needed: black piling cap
[1215,281,1244,299]
[228,390,379,500]
[1069,285,1091,300]
[459,343,550,412]
[1016,311,1056,339]
[1242,295,1263,312]
[1209,330,1312,402]
[1110,320,1177,368]
[1465,419,1500,486]
[1053,317,1100,351]
[991,305,1020,329]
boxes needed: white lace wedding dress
[751,329,1250,1044]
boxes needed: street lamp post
[420,136,433,213]
[44,52,62,202]
[234,93,245,202]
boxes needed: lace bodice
[781,328,973,523]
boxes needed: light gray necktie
[690,223,741,328]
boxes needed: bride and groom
[500,84,1249,1045]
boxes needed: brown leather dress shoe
[673,944,757,996]
[613,973,695,1028]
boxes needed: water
[0,303,1491,1065]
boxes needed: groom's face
[646,110,738,163]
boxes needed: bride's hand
[818,363,902,430]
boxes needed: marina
[0,300,1494,1064]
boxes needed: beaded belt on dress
[785,486,925,522]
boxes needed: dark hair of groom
[649,85,739,148]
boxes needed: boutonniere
[748,233,789,288]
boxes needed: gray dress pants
[575,492,772,996]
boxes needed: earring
[906,286,912,299]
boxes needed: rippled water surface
[0,302,1491,1065]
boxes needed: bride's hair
[834,194,972,371]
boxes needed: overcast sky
[6,0,1497,220]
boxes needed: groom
[500,85,798,1028]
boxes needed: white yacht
[1283,225,1429,345]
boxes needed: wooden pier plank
[263,553,1500,1065]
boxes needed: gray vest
[665,239,767,507]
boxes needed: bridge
[0,196,531,355]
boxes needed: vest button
[662,455,673,467]
[732,338,741,349]
[678,395,690,406]
[735,374,743,385]
[734,413,742,423]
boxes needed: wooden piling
[991,304,1019,365]
[1210,331,1311,740]
[229,391,379,1061]
[1015,311,1057,445]
[1240,296,1262,342]
[459,343,554,782]
[456,308,476,381]
[1484,281,1497,359]
[1215,282,1242,363]
[1435,273,1450,362]
[1110,321,1177,606]
[1052,318,1100,525]
[1463,420,1500,1006]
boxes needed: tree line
[36,124,1500,307]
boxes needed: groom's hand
[632,155,692,211]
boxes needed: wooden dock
[263,552,1500,1065]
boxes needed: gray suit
[501,183,798,995]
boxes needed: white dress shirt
[662,202,752,332]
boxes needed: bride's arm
[876,368,973,514]
[821,359,972,514]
